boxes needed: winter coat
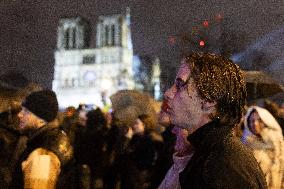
[75,123,109,179]
[242,106,284,189]
[10,125,73,189]
[180,119,267,189]
[112,131,164,189]
[103,124,132,189]
[150,125,177,188]
[0,123,22,188]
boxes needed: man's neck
[186,117,212,136]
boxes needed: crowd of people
[1,52,284,189]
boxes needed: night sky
[1,1,284,88]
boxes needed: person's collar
[187,118,233,150]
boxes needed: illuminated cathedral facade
[52,9,160,108]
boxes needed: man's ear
[201,100,217,112]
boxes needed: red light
[199,40,205,46]
[203,20,209,27]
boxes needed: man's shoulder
[207,136,262,173]
[34,127,73,166]
[203,156,267,189]
[40,128,70,148]
[223,136,257,162]
[40,126,67,139]
[202,137,267,189]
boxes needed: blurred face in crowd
[163,61,214,134]
[248,111,265,135]
[171,126,191,156]
[18,107,45,130]
[78,110,87,126]
[132,118,145,135]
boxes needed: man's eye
[176,78,187,90]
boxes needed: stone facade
[53,9,160,108]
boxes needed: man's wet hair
[184,52,247,127]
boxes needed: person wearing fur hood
[242,106,284,189]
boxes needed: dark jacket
[10,125,73,189]
[104,127,164,189]
[119,131,164,189]
[180,119,268,189]
[0,123,22,189]
[75,122,109,178]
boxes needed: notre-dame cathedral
[52,9,161,108]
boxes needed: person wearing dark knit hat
[0,73,42,188]
[18,90,59,130]
[11,89,73,189]
[21,90,59,122]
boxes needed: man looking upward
[162,53,267,189]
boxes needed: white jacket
[242,106,284,189]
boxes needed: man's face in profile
[162,60,208,134]
[18,107,39,130]
[248,111,264,135]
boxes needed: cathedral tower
[53,9,134,108]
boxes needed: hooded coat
[242,106,284,189]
